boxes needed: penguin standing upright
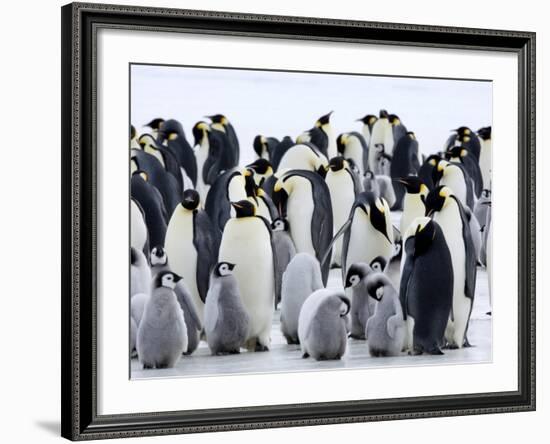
[297,112,336,159]
[272,170,333,285]
[344,262,376,340]
[390,132,421,210]
[397,176,429,234]
[218,200,275,351]
[244,174,278,222]
[271,217,297,307]
[206,114,240,165]
[437,160,474,210]
[336,132,369,176]
[445,127,481,161]
[400,217,453,354]
[137,271,187,369]
[388,114,408,147]
[357,114,377,147]
[325,157,359,267]
[164,189,220,323]
[157,119,198,190]
[298,289,350,361]
[204,169,247,233]
[253,135,279,161]
[477,126,492,190]
[365,273,406,357]
[425,186,477,348]
[130,247,151,297]
[204,262,250,355]
[445,146,483,198]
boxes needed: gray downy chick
[363,170,380,197]
[344,262,376,339]
[280,252,323,344]
[271,217,297,308]
[376,175,396,208]
[298,289,350,361]
[136,271,188,369]
[365,273,406,357]
[204,262,250,355]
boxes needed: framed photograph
[61,2,536,440]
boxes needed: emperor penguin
[397,176,429,234]
[298,289,350,361]
[272,217,297,307]
[323,191,394,284]
[245,158,274,188]
[400,217,453,354]
[357,114,378,147]
[204,262,250,355]
[131,198,148,254]
[325,157,360,267]
[137,271,187,369]
[389,114,408,145]
[204,169,247,233]
[390,132,421,210]
[368,110,393,170]
[425,186,477,348]
[253,135,279,161]
[144,117,165,139]
[362,170,380,196]
[156,119,198,190]
[272,170,333,285]
[336,132,369,176]
[165,189,220,323]
[445,127,481,161]
[276,142,329,176]
[445,145,483,198]
[365,273,406,357]
[418,154,442,190]
[280,253,324,344]
[474,189,491,229]
[137,133,183,192]
[477,126,492,191]
[436,159,474,210]
[130,247,151,297]
[344,262,376,339]
[298,112,336,159]
[206,114,240,165]
[218,200,275,351]
[270,136,295,172]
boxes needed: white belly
[219,218,274,341]
[345,138,365,175]
[326,171,355,265]
[164,208,202,321]
[440,174,467,207]
[130,200,147,252]
[400,194,426,234]
[287,185,315,256]
[479,139,492,190]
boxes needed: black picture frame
[61,2,536,440]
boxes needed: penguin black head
[424,186,452,217]
[366,273,390,302]
[388,114,401,126]
[477,126,492,140]
[206,114,228,125]
[150,246,167,265]
[271,217,290,232]
[181,189,200,211]
[356,114,377,126]
[336,133,348,154]
[192,121,209,146]
[344,263,370,288]
[231,200,256,218]
[315,111,333,127]
[369,256,387,273]
[396,176,427,195]
[214,262,235,277]
[145,118,165,130]
[153,271,182,290]
[379,109,389,119]
[246,158,273,176]
[364,170,375,180]
[453,126,472,136]
[253,135,266,157]
[328,156,346,172]
[359,193,391,243]
[482,189,491,199]
[407,218,437,257]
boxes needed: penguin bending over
[276,142,328,175]
[245,158,274,188]
[136,271,187,369]
[204,262,250,355]
[280,253,324,344]
[298,289,350,361]
[297,112,335,159]
[425,186,477,348]
[365,273,406,357]
[144,118,164,139]
[218,200,276,351]
[270,136,295,172]
[138,133,183,191]
[206,114,240,166]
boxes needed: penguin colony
[130,112,492,369]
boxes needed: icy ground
[131,266,492,379]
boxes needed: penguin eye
[350,275,359,286]
[167,275,172,281]
[376,287,384,299]
[372,263,381,272]
[395,244,401,254]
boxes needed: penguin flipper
[175,282,202,330]
[194,211,220,303]
[386,314,402,340]
[453,196,478,302]
[399,238,416,321]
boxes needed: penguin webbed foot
[463,337,473,348]
[302,352,310,359]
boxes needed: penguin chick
[150,245,170,277]
[376,175,396,208]
[280,253,324,344]
[365,273,406,357]
[272,217,297,308]
[130,247,151,297]
[136,272,187,369]
[345,263,376,340]
[298,289,350,361]
[204,262,250,355]
[363,170,380,197]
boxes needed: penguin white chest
[195,140,210,197]
[347,211,392,271]
[326,172,355,231]
[400,194,425,234]
[287,184,316,256]
[345,138,365,175]
[440,171,467,207]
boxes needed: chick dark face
[231,200,256,218]
[271,217,289,232]
[182,189,200,211]
[366,279,385,302]
[214,262,235,277]
[344,263,368,288]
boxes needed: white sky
[131,64,492,166]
